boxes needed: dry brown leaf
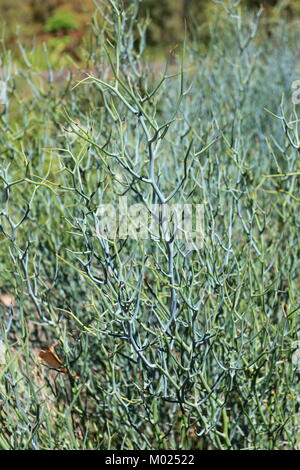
[0,293,16,308]
[187,426,198,440]
[38,342,68,374]
[38,342,79,379]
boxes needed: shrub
[45,10,79,34]
[0,0,299,450]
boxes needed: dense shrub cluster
[45,11,79,34]
[0,0,299,450]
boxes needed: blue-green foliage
[0,1,299,450]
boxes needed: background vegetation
[0,0,299,450]
[1,0,300,59]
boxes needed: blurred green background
[0,0,300,67]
